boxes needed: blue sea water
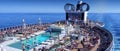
[0,13,65,28]
[0,13,120,50]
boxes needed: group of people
[20,19,102,51]
[57,19,101,51]
[80,21,100,49]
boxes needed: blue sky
[0,0,119,13]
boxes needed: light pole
[49,28,52,38]
[65,21,69,36]
[22,19,26,37]
[38,18,41,30]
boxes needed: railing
[103,27,113,51]
[105,41,113,51]
[95,26,113,51]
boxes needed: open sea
[0,13,120,51]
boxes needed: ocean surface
[0,13,65,28]
[0,13,120,51]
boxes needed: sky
[0,0,119,13]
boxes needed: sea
[0,13,120,51]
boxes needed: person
[33,48,36,51]
[22,44,25,51]
[0,46,3,51]
[38,48,42,51]
[78,48,81,51]
[42,47,45,51]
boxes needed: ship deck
[0,21,113,51]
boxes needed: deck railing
[95,26,113,51]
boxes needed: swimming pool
[8,32,60,51]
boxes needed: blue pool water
[8,32,60,51]
[0,13,120,51]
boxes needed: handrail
[94,26,113,51]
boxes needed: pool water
[8,32,60,51]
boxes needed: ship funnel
[64,1,90,24]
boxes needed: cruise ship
[0,1,113,51]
